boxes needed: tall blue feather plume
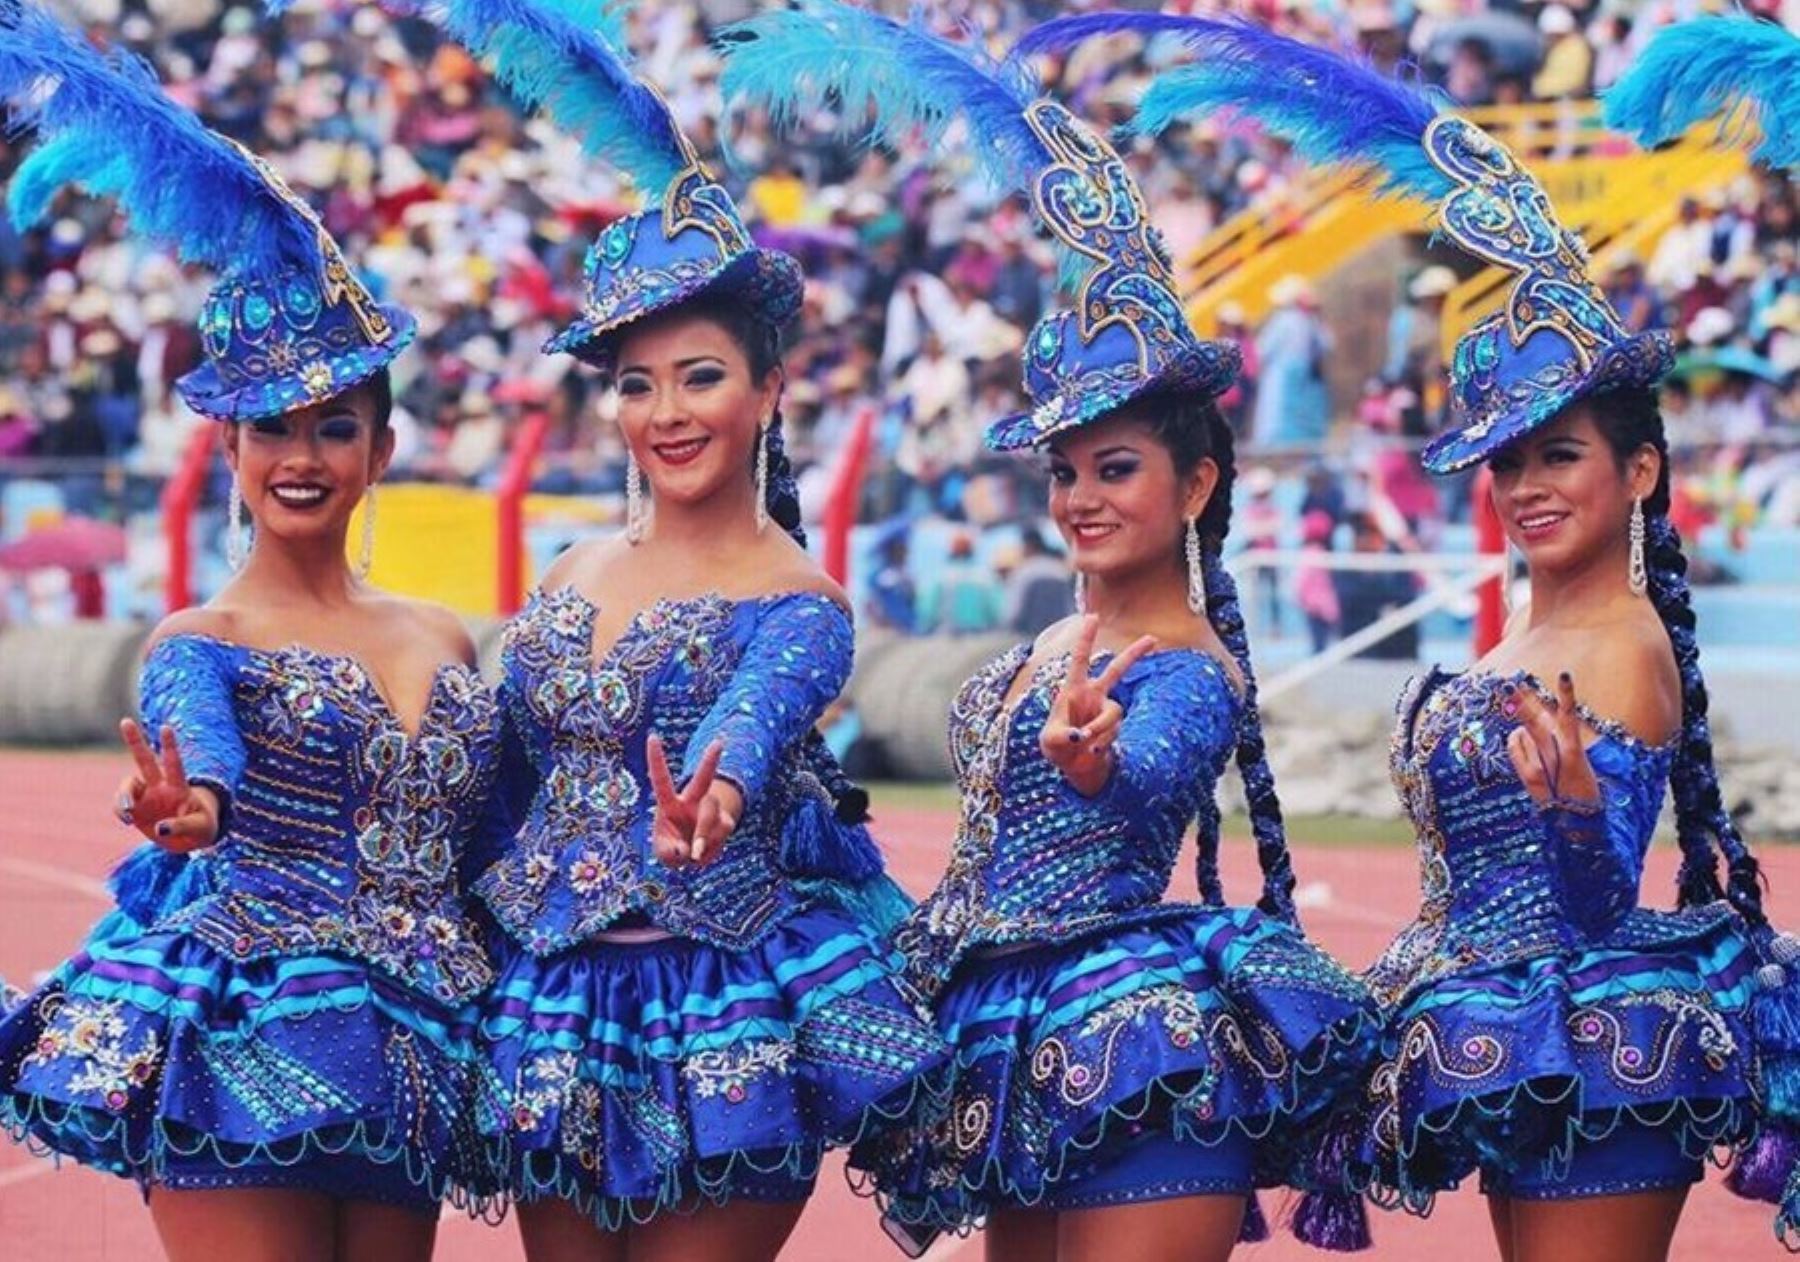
[1604,16,1800,170]
[427,0,688,196]
[266,0,629,46]
[718,0,1051,208]
[1010,12,1454,203]
[0,2,314,273]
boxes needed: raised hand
[115,718,220,852]
[1505,672,1601,808]
[646,734,743,868]
[1039,615,1157,797]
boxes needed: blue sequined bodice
[477,587,855,954]
[895,643,1243,998]
[141,636,500,1003]
[1364,668,1728,1008]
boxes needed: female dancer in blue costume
[0,8,501,1260]
[721,8,1379,1258]
[1019,12,1800,1257]
[416,3,946,1258]
[1609,15,1800,1245]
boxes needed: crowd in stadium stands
[0,0,1795,641]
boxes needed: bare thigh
[1509,1187,1689,1262]
[1488,1193,1516,1262]
[333,1198,440,1262]
[626,1198,806,1262]
[148,1186,336,1262]
[1057,1195,1246,1262]
[517,1197,627,1262]
[986,1207,1057,1262]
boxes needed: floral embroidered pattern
[681,1040,795,1104]
[23,995,162,1112]
[166,644,498,1003]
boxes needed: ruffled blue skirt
[0,927,498,1213]
[476,903,948,1229]
[853,907,1381,1233]
[1362,903,1759,1209]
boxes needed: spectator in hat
[1604,250,1664,334]
[1253,273,1333,448]
[1214,300,1258,438]
[1386,263,1455,392]
[1532,6,1592,100]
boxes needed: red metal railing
[821,406,875,586]
[161,425,216,614]
[495,408,552,616]
[1473,467,1506,656]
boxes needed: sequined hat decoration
[0,2,413,421]
[1018,13,1672,474]
[430,0,801,370]
[717,0,1236,454]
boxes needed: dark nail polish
[155,822,170,837]
[1560,672,1572,685]
[1070,730,1084,744]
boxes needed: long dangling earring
[1628,496,1648,596]
[1073,572,1087,614]
[753,420,770,533]
[625,450,646,544]
[1185,517,1206,615]
[358,486,377,581]
[226,477,247,569]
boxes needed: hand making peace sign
[1039,615,1158,797]
[646,734,743,869]
[1505,672,1602,809]
[114,718,221,852]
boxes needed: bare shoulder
[539,536,625,594]
[1568,618,1681,746]
[761,538,850,614]
[146,606,241,652]
[382,598,478,667]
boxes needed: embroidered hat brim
[1420,327,1673,475]
[544,245,803,366]
[176,305,418,423]
[986,338,1238,453]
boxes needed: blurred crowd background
[0,0,1796,649]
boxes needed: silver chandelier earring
[754,421,771,533]
[226,477,248,569]
[625,450,647,544]
[358,486,377,580]
[1628,496,1648,596]
[1073,572,1087,614]
[1185,517,1206,614]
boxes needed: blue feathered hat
[0,2,413,422]
[1017,13,1674,474]
[429,0,801,369]
[1604,15,1800,171]
[718,1,1237,452]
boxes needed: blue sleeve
[1089,653,1239,821]
[461,669,541,887]
[138,636,245,831]
[685,595,853,810]
[1540,741,1663,939]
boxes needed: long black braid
[1150,394,1296,922]
[1591,388,1763,923]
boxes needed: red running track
[0,749,1788,1260]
